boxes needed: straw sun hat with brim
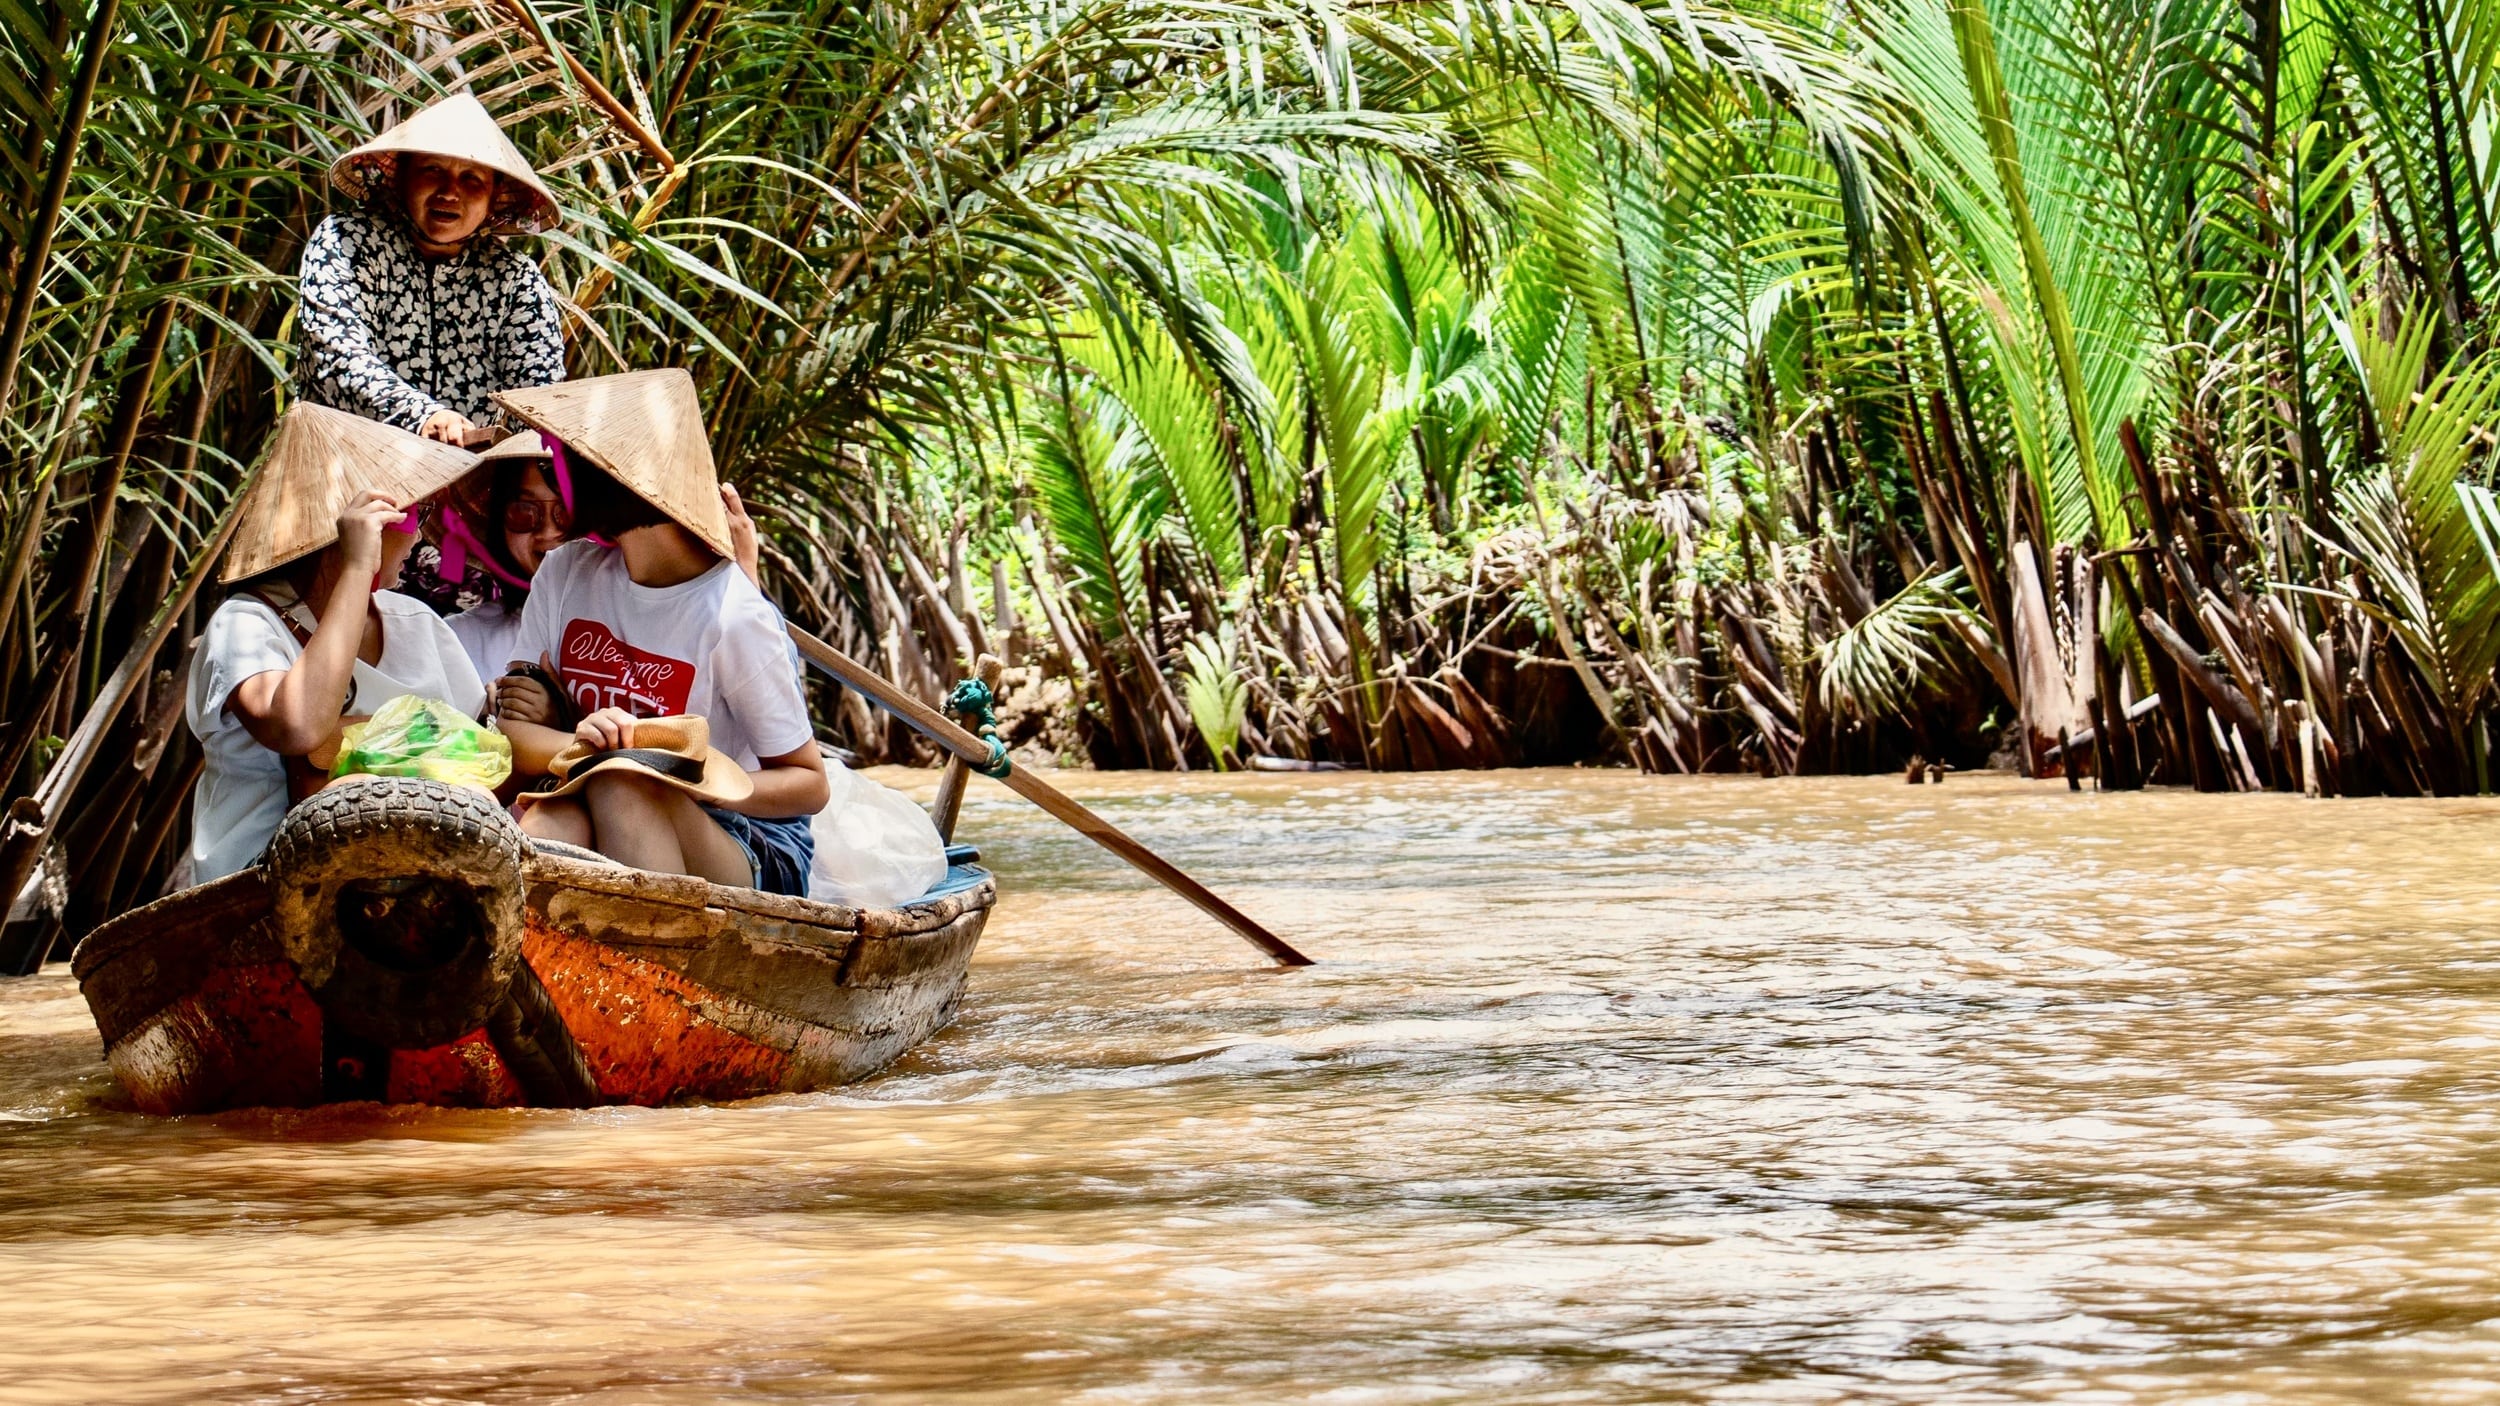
[527,715,755,808]
[330,92,561,236]
[221,403,483,584]
[492,368,735,558]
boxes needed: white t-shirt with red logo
[511,540,814,769]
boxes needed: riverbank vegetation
[1,0,2497,957]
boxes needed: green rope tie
[945,677,1013,779]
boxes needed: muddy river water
[5,769,2500,1402]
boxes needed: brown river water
[4,768,2500,1403]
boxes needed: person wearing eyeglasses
[488,370,825,895]
[442,431,574,684]
[465,431,768,736]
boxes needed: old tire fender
[265,777,529,1049]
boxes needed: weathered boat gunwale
[70,838,997,1112]
[523,849,993,941]
[72,871,276,1049]
[527,853,995,1038]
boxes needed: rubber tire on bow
[264,777,529,1051]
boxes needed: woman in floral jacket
[298,92,565,447]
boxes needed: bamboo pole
[0,451,264,926]
[784,624,1312,967]
[485,0,691,317]
[927,654,1003,842]
[0,0,120,427]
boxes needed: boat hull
[71,850,994,1113]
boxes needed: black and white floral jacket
[294,208,564,432]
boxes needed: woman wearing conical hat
[437,430,571,681]
[488,370,828,896]
[297,92,565,447]
[183,406,489,882]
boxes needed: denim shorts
[699,806,816,897]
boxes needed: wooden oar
[784,624,1313,968]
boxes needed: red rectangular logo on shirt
[559,620,695,717]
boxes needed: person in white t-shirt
[442,431,572,681]
[458,441,771,712]
[498,458,828,895]
[186,410,487,882]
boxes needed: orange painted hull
[71,852,994,1113]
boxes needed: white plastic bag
[808,761,949,908]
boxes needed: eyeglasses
[504,499,574,534]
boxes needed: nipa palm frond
[1180,626,1250,767]
[2323,303,2500,739]
[1815,565,1985,720]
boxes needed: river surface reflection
[5,769,2500,1403]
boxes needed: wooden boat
[70,776,993,1113]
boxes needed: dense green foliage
[0,0,2496,956]
[897,0,2500,793]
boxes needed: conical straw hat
[330,92,560,235]
[476,430,551,465]
[221,404,483,583]
[491,369,734,558]
[434,433,550,537]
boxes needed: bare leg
[519,797,593,846]
[579,772,753,886]
[661,795,759,888]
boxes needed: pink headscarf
[434,436,579,589]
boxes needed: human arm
[723,739,829,819]
[226,492,397,754]
[495,555,572,767]
[723,483,761,588]
[294,215,455,434]
[492,671,558,726]
[500,715,575,777]
[498,653,576,776]
[417,408,475,443]
[562,705,828,819]
[708,593,828,818]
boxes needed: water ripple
[3,771,2498,1403]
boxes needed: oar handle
[928,654,1003,842]
[786,624,1312,967]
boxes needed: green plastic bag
[330,693,512,791]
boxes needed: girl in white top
[443,432,573,681]
[186,491,485,882]
[449,438,766,686]
[497,461,827,894]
